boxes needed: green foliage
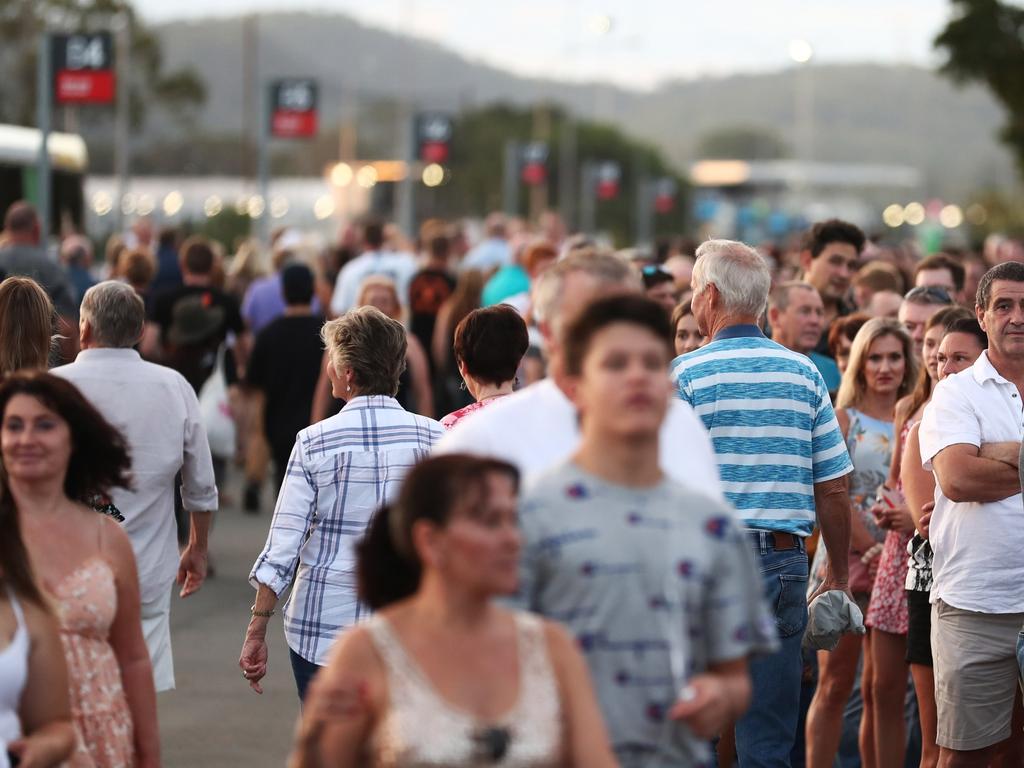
[935,0,1024,177]
[426,104,687,246]
[695,125,791,160]
[0,0,205,129]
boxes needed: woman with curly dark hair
[0,373,159,768]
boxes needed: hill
[148,11,1017,200]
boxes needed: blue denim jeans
[289,647,321,703]
[735,531,809,768]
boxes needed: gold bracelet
[251,604,275,618]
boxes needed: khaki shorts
[931,600,1024,751]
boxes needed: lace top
[366,612,562,767]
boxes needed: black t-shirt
[246,314,326,463]
[408,267,455,369]
[149,285,246,390]
[149,284,245,342]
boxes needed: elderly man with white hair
[671,239,854,768]
[52,280,218,692]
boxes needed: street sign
[596,161,621,200]
[520,142,549,186]
[52,32,115,105]
[270,79,318,138]
[415,112,453,164]
[654,177,677,213]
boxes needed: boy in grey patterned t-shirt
[519,463,776,767]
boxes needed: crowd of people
[0,193,1023,768]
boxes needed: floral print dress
[54,557,134,768]
[810,408,893,601]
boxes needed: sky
[134,0,957,90]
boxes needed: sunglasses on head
[904,286,952,304]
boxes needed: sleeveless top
[0,589,29,764]
[53,522,134,768]
[366,612,562,767]
[810,408,894,596]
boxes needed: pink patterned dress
[440,395,510,431]
[864,418,917,635]
[53,557,134,768]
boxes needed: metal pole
[36,32,52,245]
[558,114,576,231]
[579,161,595,235]
[396,104,415,239]
[635,177,652,247]
[257,81,270,243]
[502,140,519,217]
[114,17,131,236]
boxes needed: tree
[935,0,1024,177]
[0,0,205,130]
[695,126,791,160]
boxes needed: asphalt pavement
[157,474,297,767]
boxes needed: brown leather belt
[749,530,801,551]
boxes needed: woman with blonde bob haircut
[806,318,916,768]
[241,306,444,701]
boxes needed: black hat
[167,293,225,346]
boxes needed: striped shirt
[250,396,443,665]
[670,325,852,536]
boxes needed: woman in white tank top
[0,509,75,768]
[288,454,617,768]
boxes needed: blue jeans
[735,531,809,768]
[289,647,321,703]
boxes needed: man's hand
[177,544,208,597]
[668,674,742,739]
[239,631,269,694]
[808,568,854,607]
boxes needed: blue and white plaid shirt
[250,396,443,664]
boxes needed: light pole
[789,39,814,212]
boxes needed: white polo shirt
[434,377,725,501]
[919,350,1024,614]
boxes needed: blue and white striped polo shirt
[670,325,852,536]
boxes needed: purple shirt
[243,274,322,335]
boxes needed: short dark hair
[157,227,178,250]
[281,263,314,306]
[976,261,1024,310]
[179,236,214,275]
[943,316,988,349]
[805,218,866,259]
[3,201,37,234]
[827,312,870,360]
[356,454,519,610]
[563,294,673,376]
[453,304,529,386]
[915,253,965,292]
[363,219,385,250]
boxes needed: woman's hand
[239,630,269,694]
[877,503,916,534]
[918,502,935,540]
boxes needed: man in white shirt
[53,281,218,692]
[919,261,1024,767]
[435,250,724,498]
[329,219,416,316]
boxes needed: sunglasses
[472,726,511,762]
[904,286,952,304]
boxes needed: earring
[459,381,466,391]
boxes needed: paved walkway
[157,478,297,767]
